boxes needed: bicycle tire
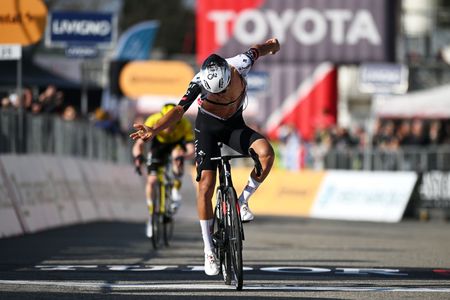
[163,183,174,246]
[214,188,231,285]
[225,187,243,290]
[151,182,163,250]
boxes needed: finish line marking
[1,280,450,293]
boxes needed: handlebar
[195,145,262,182]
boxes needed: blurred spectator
[377,120,396,149]
[21,87,34,112]
[31,101,43,115]
[443,122,450,144]
[311,128,332,170]
[428,120,443,145]
[331,126,355,150]
[92,107,121,134]
[278,124,302,170]
[1,97,12,110]
[43,91,65,114]
[61,105,78,121]
[410,119,429,146]
[396,120,412,146]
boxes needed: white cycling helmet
[200,54,231,93]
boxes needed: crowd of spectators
[1,85,78,121]
[277,119,450,171]
[1,85,121,134]
[312,118,450,151]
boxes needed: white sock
[199,219,214,254]
[239,175,260,205]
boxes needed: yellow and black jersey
[144,113,194,144]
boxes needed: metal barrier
[324,146,450,172]
[0,110,132,164]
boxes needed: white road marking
[1,280,450,293]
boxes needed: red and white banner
[266,63,337,140]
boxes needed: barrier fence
[0,110,131,163]
[324,146,450,172]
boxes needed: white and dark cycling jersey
[177,48,265,172]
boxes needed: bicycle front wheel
[163,184,174,246]
[225,187,243,290]
[151,183,163,250]
[214,188,231,285]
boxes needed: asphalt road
[1,200,450,300]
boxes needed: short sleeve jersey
[144,112,194,144]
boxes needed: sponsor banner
[359,63,409,94]
[196,0,395,64]
[311,171,418,223]
[419,172,450,208]
[47,11,116,48]
[119,61,194,98]
[0,0,47,45]
[230,168,324,217]
[65,45,99,58]
[114,21,159,60]
[0,45,21,60]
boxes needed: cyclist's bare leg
[197,169,220,275]
[171,146,185,177]
[197,170,216,250]
[145,174,158,213]
[170,146,185,208]
[238,138,274,215]
[249,138,275,182]
[197,170,216,220]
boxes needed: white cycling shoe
[204,252,219,276]
[240,202,254,222]
[171,189,182,213]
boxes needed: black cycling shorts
[147,138,185,174]
[195,109,265,172]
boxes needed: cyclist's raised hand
[130,124,155,141]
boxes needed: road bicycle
[150,159,177,249]
[196,143,262,290]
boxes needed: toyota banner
[196,0,397,140]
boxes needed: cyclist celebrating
[132,103,194,238]
[130,38,280,275]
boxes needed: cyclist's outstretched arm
[130,106,184,141]
[251,38,280,57]
[130,81,201,141]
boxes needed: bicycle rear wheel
[225,187,243,290]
